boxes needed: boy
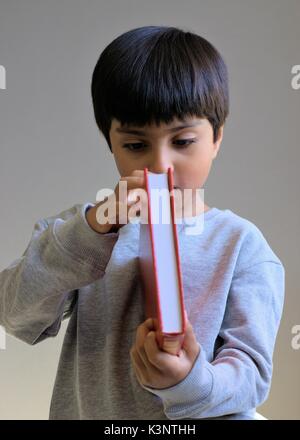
[0,26,285,420]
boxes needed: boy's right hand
[86,169,146,234]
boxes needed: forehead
[111,116,206,134]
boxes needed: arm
[0,203,119,345]
[141,260,285,419]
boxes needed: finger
[122,176,145,189]
[128,201,143,222]
[117,177,145,203]
[143,331,169,370]
[127,193,149,219]
[127,189,142,204]
[135,320,165,372]
[116,185,145,210]
[120,173,145,187]
[131,169,145,177]
[182,320,200,358]
[131,339,161,384]
[135,318,154,347]
[144,317,160,331]
[130,347,146,384]
[134,319,153,371]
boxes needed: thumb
[182,319,200,358]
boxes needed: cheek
[113,151,137,177]
[178,154,213,187]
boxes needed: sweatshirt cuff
[52,202,119,269]
[141,345,214,419]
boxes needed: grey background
[0,0,299,420]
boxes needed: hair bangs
[91,26,229,150]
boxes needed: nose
[147,149,174,176]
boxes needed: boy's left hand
[130,317,200,390]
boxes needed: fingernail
[128,192,136,204]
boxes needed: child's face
[109,115,223,213]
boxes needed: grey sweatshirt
[0,203,285,420]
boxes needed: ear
[212,125,224,160]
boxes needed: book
[138,167,186,356]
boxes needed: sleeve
[0,202,119,345]
[141,235,285,419]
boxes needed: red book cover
[138,167,186,356]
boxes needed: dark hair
[91,25,229,151]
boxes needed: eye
[174,139,196,148]
[122,139,196,151]
[122,143,145,151]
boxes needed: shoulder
[213,208,284,273]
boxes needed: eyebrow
[115,121,203,135]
